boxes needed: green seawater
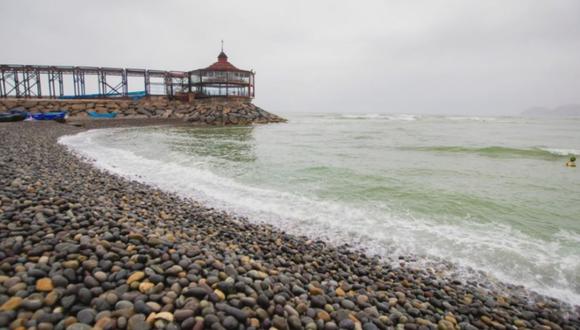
[61,113,580,305]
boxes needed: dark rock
[174,309,194,321]
[310,295,326,308]
[339,319,355,330]
[128,314,150,330]
[134,300,150,314]
[76,308,96,324]
[273,315,289,330]
[66,324,92,330]
[215,303,247,321]
[222,316,238,330]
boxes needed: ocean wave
[445,116,497,121]
[59,128,580,306]
[540,148,579,157]
[339,114,419,121]
[554,229,580,244]
[338,114,503,122]
[405,145,577,159]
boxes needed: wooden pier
[0,52,255,100]
[0,64,191,99]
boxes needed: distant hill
[522,104,580,117]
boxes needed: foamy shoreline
[1,120,578,329]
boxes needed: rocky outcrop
[182,98,285,125]
[0,97,286,125]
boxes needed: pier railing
[0,64,189,99]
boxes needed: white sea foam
[59,128,580,306]
[555,230,580,244]
[445,116,497,121]
[340,114,419,121]
[540,148,580,156]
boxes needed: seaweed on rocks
[0,121,579,330]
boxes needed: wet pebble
[0,122,577,330]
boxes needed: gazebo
[189,47,255,99]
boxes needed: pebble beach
[1,120,579,330]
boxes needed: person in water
[566,156,576,167]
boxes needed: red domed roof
[205,51,242,72]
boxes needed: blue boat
[31,111,67,121]
[4,107,30,121]
[88,111,117,119]
[9,107,28,115]
[0,112,27,122]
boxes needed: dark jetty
[0,121,579,330]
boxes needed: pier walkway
[0,64,188,99]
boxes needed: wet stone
[181,317,196,329]
[134,300,150,314]
[339,319,355,330]
[61,295,76,309]
[341,299,356,310]
[146,302,162,312]
[93,271,107,282]
[0,122,577,330]
[189,287,208,299]
[216,303,247,321]
[22,298,43,310]
[288,315,302,329]
[241,297,256,307]
[66,323,92,330]
[363,322,379,330]
[174,309,194,321]
[78,288,92,305]
[128,314,149,330]
[76,308,96,324]
[93,298,110,311]
[270,315,288,330]
[223,315,238,329]
[257,294,270,308]
[310,295,326,308]
[149,274,164,284]
[28,268,47,278]
[115,300,134,310]
[204,314,220,325]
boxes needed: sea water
[59,113,580,306]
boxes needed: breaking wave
[339,114,419,121]
[405,145,578,159]
[59,128,580,306]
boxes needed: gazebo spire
[218,40,228,62]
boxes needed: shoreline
[1,120,579,329]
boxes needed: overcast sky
[1,0,579,115]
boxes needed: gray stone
[215,303,247,321]
[223,316,238,330]
[128,314,150,330]
[66,324,92,330]
[77,308,96,324]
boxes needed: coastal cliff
[0,98,286,125]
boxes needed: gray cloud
[1,0,579,115]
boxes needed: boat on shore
[0,112,27,122]
[88,111,118,119]
[31,111,67,121]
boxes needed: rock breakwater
[0,97,286,125]
[0,121,578,330]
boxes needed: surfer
[566,156,576,167]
